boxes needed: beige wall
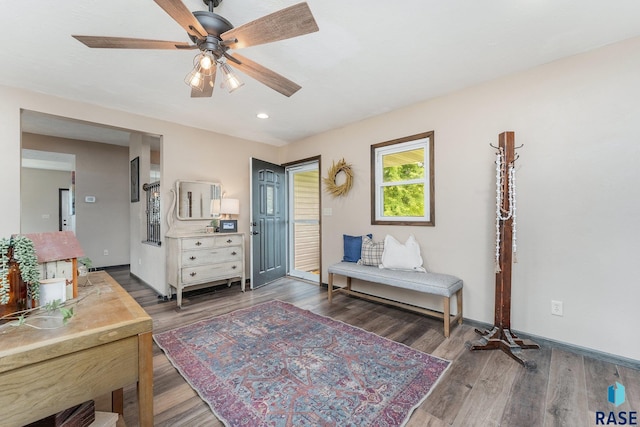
[21,168,72,233]
[22,133,130,268]
[281,36,640,361]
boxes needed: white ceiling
[3,0,640,147]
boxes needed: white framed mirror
[176,180,221,220]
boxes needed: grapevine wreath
[323,158,353,197]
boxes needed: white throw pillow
[381,235,426,272]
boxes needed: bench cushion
[328,262,463,298]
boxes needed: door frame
[58,188,74,232]
[283,155,322,284]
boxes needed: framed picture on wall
[219,220,237,233]
[131,157,140,203]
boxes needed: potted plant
[77,257,93,287]
[77,257,92,276]
[0,235,41,310]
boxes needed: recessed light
[256,113,269,119]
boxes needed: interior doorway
[21,149,76,234]
[286,161,320,283]
[58,188,75,232]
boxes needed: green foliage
[383,163,424,183]
[2,297,79,330]
[382,164,425,217]
[0,236,40,304]
[11,236,40,300]
[0,238,10,305]
[60,307,74,325]
[383,184,425,217]
[78,257,93,269]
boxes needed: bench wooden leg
[443,296,451,338]
[457,288,463,325]
[328,273,334,302]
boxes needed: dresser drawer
[213,234,243,247]
[181,261,243,285]
[181,237,216,250]
[181,246,242,267]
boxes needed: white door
[59,188,75,232]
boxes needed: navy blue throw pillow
[342,234,373,263]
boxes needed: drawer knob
[190,272,197,277]
[195,241,202,246]
[226,239,232,244]
[231,251,237,256]
[232,265,237,269]
[189,256,196,260]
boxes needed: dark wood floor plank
[500,344,552,427]
[406,407,446,427]
[544,349,589,427]
[420,329,493,424]
[619,365,640,409]
[450,351,520,426]
[584,357,624,413]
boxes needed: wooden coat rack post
[467,131,539,369]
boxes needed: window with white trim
[371,132,434,226]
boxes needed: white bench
[328,262,463,337]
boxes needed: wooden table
[0,271,153,426]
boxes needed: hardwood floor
[105,267,639,427]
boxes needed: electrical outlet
[551,300,563,316]
[103,249,109,256]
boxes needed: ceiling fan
[72,0,319,98]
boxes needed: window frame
[370,131,435,226]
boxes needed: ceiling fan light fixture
[185,67,205,91]
[185,51,217,91]
[198,51,215,71]
[220,63,244,93]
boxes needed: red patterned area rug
[153,300,450,426]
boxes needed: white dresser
[166,232,245,308]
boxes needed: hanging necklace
[494,148,518,272]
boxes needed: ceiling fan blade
[191,67,217,98]
[226,53,301,97]
[72,35,195,50]
[221,2,318,49]
[154,0,208,39]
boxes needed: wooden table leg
[112,388,124,416]
[328,273,333,302]
[138,331,154,427]
[457,288,463,325]
[443,296,451,338]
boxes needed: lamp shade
[220,198,239,216]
